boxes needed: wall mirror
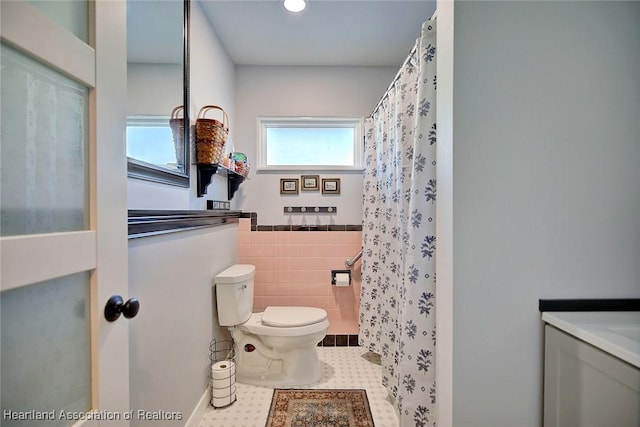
[126,0,190,187]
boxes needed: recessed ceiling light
[283,0,307,13]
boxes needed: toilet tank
[215,264,255,326]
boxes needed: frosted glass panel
[27,0,89,43]
[1,44,89,236]
[1,272,91,427]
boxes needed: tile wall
[237,217,362,334]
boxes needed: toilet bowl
[215,264,329,387]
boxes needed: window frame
[256,116,364,171]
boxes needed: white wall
[127,0,235,210]
[233,65,396,225]
[126,2,239,424]
[127,63,182,116]
[450,2,640,426]
[128,226,237,427]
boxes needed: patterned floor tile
[197,346,398,427]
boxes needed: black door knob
[104,295,140,322]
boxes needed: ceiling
[199,0,436,67]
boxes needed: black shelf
[197,163,246,199]
[128,209,242,239]
[197,163,219,197]
[227,172,245,200]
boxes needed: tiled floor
[197,346,399,427]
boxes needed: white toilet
[215,264,329,387]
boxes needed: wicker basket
[196,105,228,164]
[169,106,185,168]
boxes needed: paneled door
[1,1,130,426]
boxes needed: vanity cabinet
[543,325,640,427]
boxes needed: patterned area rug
[265,389,375,427]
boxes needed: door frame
[92,0,129,420]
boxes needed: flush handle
[104,295,140,322]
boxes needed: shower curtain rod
[370,45,417,117]
[370,9,437,117]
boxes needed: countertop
[542,311,640,368]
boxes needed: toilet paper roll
[212,391,236,408]
[334,273,350,287]
[211,383,236,399]
[211,378,235,394]
[211,360,236,380]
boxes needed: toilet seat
[240,307,328,337]
[262,306,327,327]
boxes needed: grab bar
[345,248,363,268]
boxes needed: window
[126,116,180,172]
[257,117,363,170]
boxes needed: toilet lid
[262,306,327,327]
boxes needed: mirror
[126,0,190,187]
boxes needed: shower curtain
[360,20,437,427]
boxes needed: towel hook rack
[283,206,337,214]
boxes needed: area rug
[265,389,375,427]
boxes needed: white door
[1,1,130,426]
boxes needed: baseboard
[183,389,209,427]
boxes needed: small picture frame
[280,178,299,194]
[322,178,341,194]
[301,175,320,191]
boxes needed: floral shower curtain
[360,20,437,427]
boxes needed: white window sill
[255,165,365,173]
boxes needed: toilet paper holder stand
[209,339,237,408]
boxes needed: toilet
[215,264,329,387]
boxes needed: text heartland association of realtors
[3,409,183,421]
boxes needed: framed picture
[322,178,341,194]
[301,175,320,191]
[280,178,299,194]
